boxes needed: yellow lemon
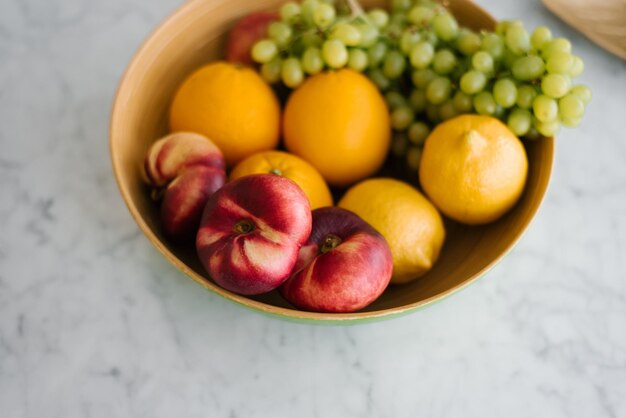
[339,178,445,284]
[229,151,333,209]
[419,115,528,225]
[169,61,280,167]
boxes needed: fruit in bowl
[196,174,312,295]
[281,207,393,313]
[169,61,281,166]
[225,11,279,66]
[229,150,333,209]
[143,132,226,240]
[109,0,589,322]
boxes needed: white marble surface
[1,0,625,416]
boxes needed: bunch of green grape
[251,0,386,86]
[250,0,591,170]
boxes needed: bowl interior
[110,0,553,322]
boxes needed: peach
[225,12,279,66]
[196,174,312,295]
[280,207,393,313]
[144,132,226,239]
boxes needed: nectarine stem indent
[233,219,255,235]
[320,234,342,254]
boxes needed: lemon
[419,115,528,224]
[338,178,445,284]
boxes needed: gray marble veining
[1,0,625,417]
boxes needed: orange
[229,151,333,209]
[283,69,391,187]
[419,115,528,225]
[169,61,280,167]
[338,178,445,284]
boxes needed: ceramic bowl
[110,0,554,323]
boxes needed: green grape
[511,55,545,81]
[300,0,320,26]
[391,132,409,157]
[389,11,407,26]
[385,91,407,109]
[525,126,541,140]
[368,9,389,29]
[502,49,517,69]
[383,50,407,79]
[505,24,531,54]
[453,91,473,113]
[541,73,571,98]
[422,30,439,48]
[368,42,387,67]
[410,41,435,69]
[558,94,584,119]
[450,60,469,81]
[385,21,405,39]
[391,0,412,13]
[493,104,505,118]
[459,70,487,94]
[569,55,584,77]
[406,146,423,170]
[357,24,379,48]
[391,106,415,130]
[480,33,504,60]
[531,26,552,50]
[516,84,538,109]
[281,57,304,88]
[409,89,428,112]
[456,30,481,55]
[533,94,558,122]
[546,51,573,74]
[571,85,592,104]
[331,23,362,47]
[313,3,335,29]
[251,39,278,63]
[408,6,435,24]
[433,49,457,75]
[368,68,391,90]
[432,14,459,41]
[471,51,494,73]
[408,121,430,145]
[495,21,510,36]
[301,32,323,48]
[400,30,422,55]
[542,38,572,57]
[507,108,532,136]
[426,103,440,123]
[493,78,517,108]
[302,47,324,74]
[268,22,293,47]
[322,39,348,68]
[411,68,436,88]
[439,100,458,120]
[260,59,281,83]
[426,76,452,104]
[473,91,496,115]
[348,48,369,72]
[506,20,524,30]
[535,119,560,137]
[280,2,301,21]
[561,115,582,128]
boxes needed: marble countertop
[1,0,625,416]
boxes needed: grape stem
[345,0,365,19]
